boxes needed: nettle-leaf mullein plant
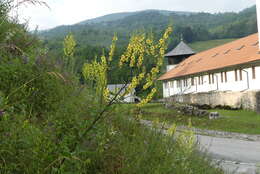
[83,27,172,113]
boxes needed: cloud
[17,0,256,30]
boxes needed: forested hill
[77,10,194,25]
[40,5,257,50]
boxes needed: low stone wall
[257,91,260,113]
[166,90,260,112]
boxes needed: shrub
[0,60,70,116]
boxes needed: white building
[159,33,260,111]
[107,84,136,103]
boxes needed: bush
[0,61,94,173]
[0,60,70,115]
[0,41,224,174]
[78,110,224,174]
[0,76,224,173]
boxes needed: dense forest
[0,1,224,173]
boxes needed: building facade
[159,33,260,111]
[163,65,260,98]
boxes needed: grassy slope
[140,103,260,135]
[189,38,237,52]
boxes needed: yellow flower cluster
[82,35,119,104]
[124,72,145,96]
[103,87,110,103]
[83,59,108,103]
[82,26,172,107]
[141,27,172,91]
[137,88,157,107]
[108,35,118,62]
[63,33,76,57]
[119,34,146,68]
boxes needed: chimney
[257,0,260,49]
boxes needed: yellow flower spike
[103,87,110,103]
[83,26,172,109]
[108,35,117,62]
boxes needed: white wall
[163,65,260,98]
[124,92,135,103]
[166,65,177,72]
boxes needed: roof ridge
[165,40,195,57]
[159,33,260,81]
[194,33,257,56]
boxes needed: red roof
[159,33,260,80]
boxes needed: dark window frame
[239,69,243,81]
[252,66,256,79]
[235,69,238,81]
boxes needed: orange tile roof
[159,33,260,81]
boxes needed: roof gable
[165,41,195,57]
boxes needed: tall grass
[0,60,223,173]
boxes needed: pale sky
[16,0,256,30]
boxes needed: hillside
[189,38,237,52]
[77,10,194,25]
[40,5,257,50]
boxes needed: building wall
[166,65,177,72]
[124,92,135,103]
[167,90,260,111]
[108,84,136,103]
[163,65,260,98]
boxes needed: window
[208,74,215,84]
[184,79,188,87]
[239,69,243,81]
[191,77,195,86]
[221,72,224,83]
[211,74,215,84]
[252,66,256,79]
[177,80,181,88]
[170,81,174,88]
[164,82,168,89]
[200,76,204,85]
[220,72,228,83]
[235,69,238,81]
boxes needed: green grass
[189,38,237,52]
[139,103,260,135]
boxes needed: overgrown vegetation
[0,1,223,173]
[140,103,260,134]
